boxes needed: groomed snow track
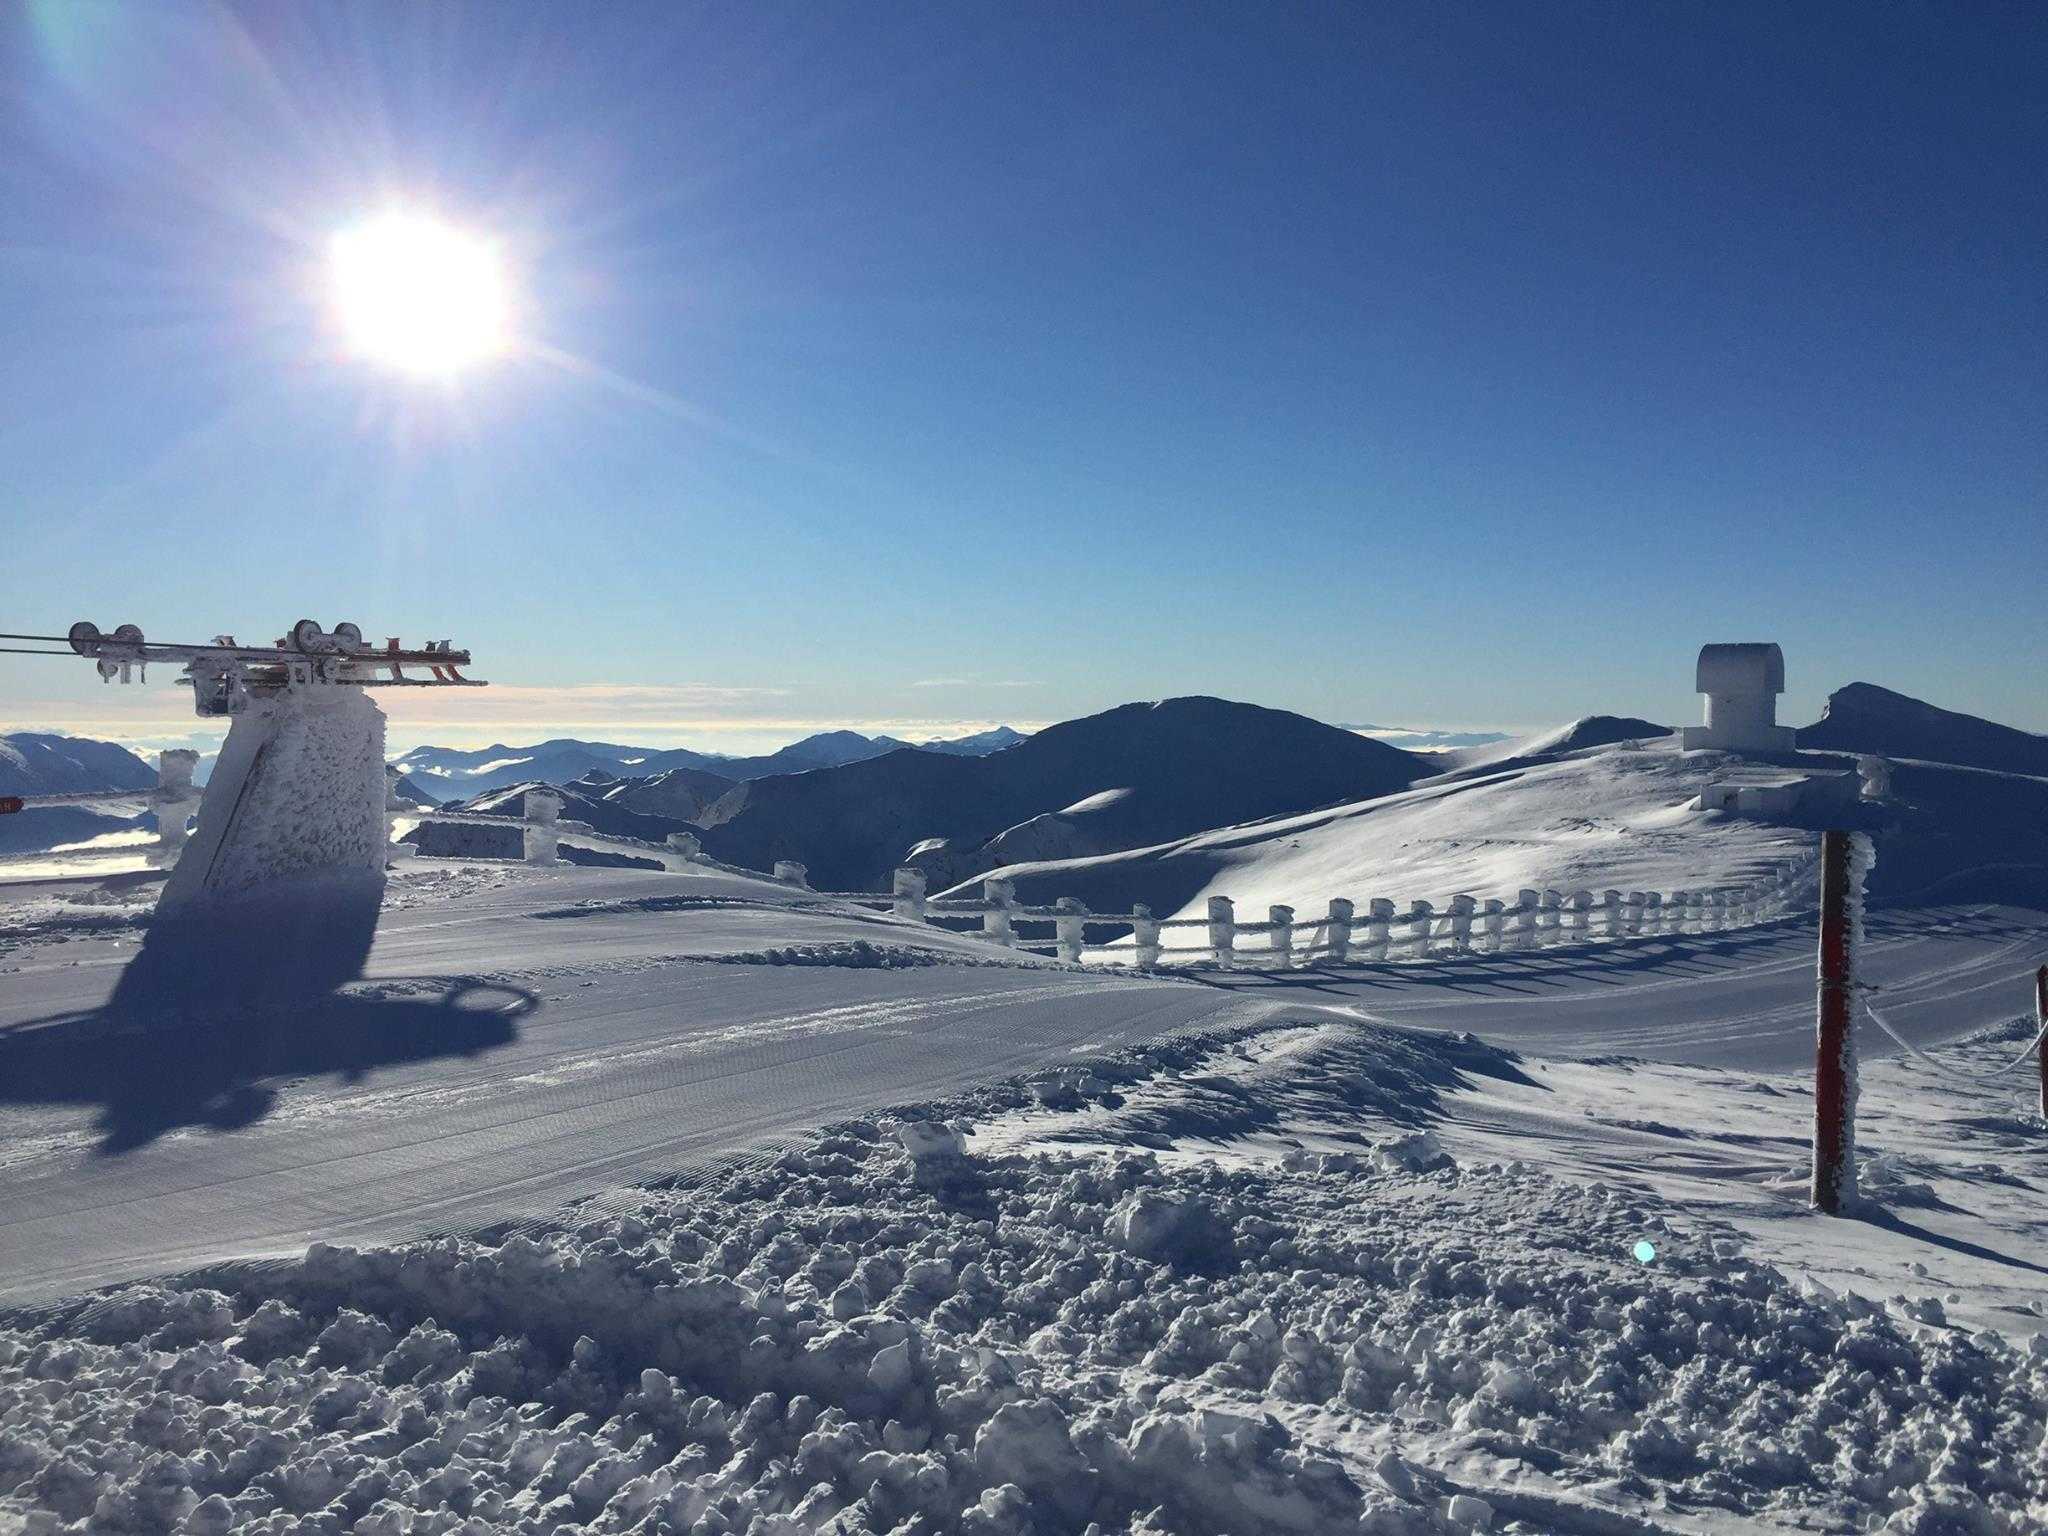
[1,861,2042,1309]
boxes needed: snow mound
[1437,715,1672,771]
[8,1018,2047,1535]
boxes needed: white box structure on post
[1680,642,1797,753]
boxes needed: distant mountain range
[10,685,2045,887]
[388,726,1026,802]
[0,733,156,797]
[695,696,1429,892]
[0,733,156,855]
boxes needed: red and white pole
[1812,830,1858,1213]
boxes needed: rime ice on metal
[50,619,486,912]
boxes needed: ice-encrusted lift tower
[5,620,483,913]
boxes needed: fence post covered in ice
[1326,897,1353,964]
[1055,897,1088,963]
[1207,896,1236,967]
[1132,905,1161,971]
[1811,829,1862,1214]
[1268,904,1295,968]
[381,765,415,865]
[1514,890,1540,950]
[1365,898,1395,961]
[152,749,203,869]
[892,867,927,921]
[523,789,562,867]
[983,878,1016,947]
[1601,889,1624,939]
[1566,890,1594,942]
[1405,900,1435,960]
[1482,897,1506,952]
[1446,894,1476,951]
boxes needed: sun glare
[329,211,511,376]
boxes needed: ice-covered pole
[1132,904,1161,970]
[1325,897,1354,964]
[2035,965,2047,1122]
[1446,894,1476,951]
[1268,904,1294,968]
[152,749,202,868]
[1207,896,1235,968]
[1811,830,1861,1213]
[892,866,927,921]
[982,878,1016,947]
[1054,897,1087,963]
[382,765,415,865]
[523,789,562,867]
[1365,898,1395,961]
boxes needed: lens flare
[329,212,511,376]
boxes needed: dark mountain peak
[1798,683,2047,777]
[698,695,1427,890]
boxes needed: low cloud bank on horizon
[2,682,1054,758]
[5,681,1524,759]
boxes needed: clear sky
[3,1,2043,755]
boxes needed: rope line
[1863,1000,2048,1082]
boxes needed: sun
[329,211,512,376]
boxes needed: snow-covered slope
[1436,713,1672,771]
[700,698,1427,892]
[406,781,700,864]
[0,734,157,855]
[0,733,156,797]
[952,738,1811,921]
[386,773,438,808]
[595,764,741,825]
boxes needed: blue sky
[3,1,2043,753]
